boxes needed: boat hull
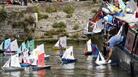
[1,67,24,72]
[62,58,77,64]
[20,63,31,67]
[31,65,51,71]
[4,51,16,56]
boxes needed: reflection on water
[37,70,47,77]
[0,41,131,77]
[62,63,75,70]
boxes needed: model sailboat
[85,39,93,60]
[95,51,111,65]
[54,36,67,57]
[31,44,51,71]
[62,46,77,64]
[54,36,67,48]
[4,39,19,56]
[1,54,24,72]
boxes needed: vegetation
[24,16,35,25]
[63,5,75,15]
[56,28,66,33]
[12,21,27,28]
[45,6,57,13]
[0,6,7,22]
[66,14,72,18]
[44,29,56,36]
[70,33,80,38]
[38,13,49,20]
[52,21,66,28]
[31,5,41,13]
[73,24,79,30]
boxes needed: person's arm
[106,48,113,62]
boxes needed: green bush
[12,21,27,28]
[73,24,79,30]
[66,14,72,18]
[70,33,79,38]
[56,28,66,33]
[63,5,75,14]
[45,29,57,36]
[38,13,49,20]
[52,22,66,28]
[0,6,7,22]
[46,6,57,13]
[24,16,35,25]
[30,5,41,13]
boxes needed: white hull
[2,67,24,72]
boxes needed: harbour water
[0,40,131,77]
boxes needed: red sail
[37,53,45,66]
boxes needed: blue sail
[21,42,27,52]
[26,40,35,52]
[17,47,22,54]
[4,39,11,50]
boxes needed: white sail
[54,40,60,48]
[11,54,21,67]
[22,50,30,64]
[30,48,38,65]
[2,58,10,68]
[87,39,92,52]
[37,44,45,54]
[30,44,45,65]
[95,51,106,65]
[96,51,111,65]
[54,36,67,48]
[0,42,3,50]
[62,46,75,60]
[31,57,37,66]
[10,39,19,51]
[59,36,67,48]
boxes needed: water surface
[0,40,131,77]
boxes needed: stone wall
[0,1,99,39]
[34,1,99,38]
